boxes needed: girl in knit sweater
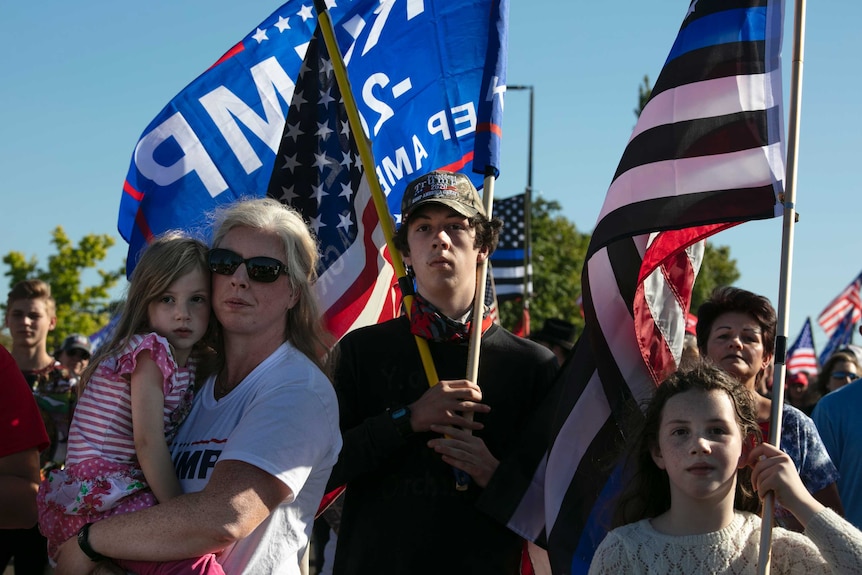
[589,361,862,574]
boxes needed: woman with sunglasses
[696,286,844,531]
[816,349,860,397]
[57,198,342,575]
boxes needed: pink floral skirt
[37,457,156,559]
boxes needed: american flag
[818,309,856,366]
[266,26,399,340]
[818,272,862,337]
[786,317,818,375]
[490,193,531,301]
[478,1,786,572]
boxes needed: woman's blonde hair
[79,232,213,393]
[210,197,333,375]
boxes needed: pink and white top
[66,333,196,465]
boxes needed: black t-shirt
[330,317,557,575]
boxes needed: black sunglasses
[208,248,288,283]
[66,349,90,360]
[830,371,856,381]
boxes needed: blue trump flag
[119,1,318,273]
[119,0,509,279]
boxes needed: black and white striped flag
[490,193,531,301]
[478,1,786,572]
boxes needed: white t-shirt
[170,342,341,575]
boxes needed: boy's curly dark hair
[393,210,502,257]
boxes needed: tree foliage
[498,197,590,334]
[2,227,124,350]
[634,75,652,119]
[691,243,741,312]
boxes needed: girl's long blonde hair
[79,232,213,394]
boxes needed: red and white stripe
[315,178,400,342]
[818,276,862,337]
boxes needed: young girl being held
[589,360,862,574]
[37,233,224,575]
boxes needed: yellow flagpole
[312,2,439,387]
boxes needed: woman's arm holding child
[131,351,182,504]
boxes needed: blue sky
[1,0,859,352]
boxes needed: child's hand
[747,442,824,527]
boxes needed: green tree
[3,227,124,350]
[634,75,652,119]
[691,243,740,312]
[498,197,590,334]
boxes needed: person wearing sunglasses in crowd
[56,333,93,382]
[813,347,862,530]
[815,349,860,397]
[326,171,558,575]
[812,348,862,530]
[56,198,341,575]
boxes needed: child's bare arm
[131,351,182,503]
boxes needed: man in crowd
[56,333,92,382]
[530,317,576,366]
[3,279,73,573]
[327,170,558,574]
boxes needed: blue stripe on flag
[571,462,626,575]
[666,7,767,64]
[493,248,525,260]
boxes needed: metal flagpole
[508,85,534,333]
[758,0,807,572]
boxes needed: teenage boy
[328,171,558,575]
[5,279,75,466]
[3,279,73,573]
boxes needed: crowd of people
[4,172,862,575]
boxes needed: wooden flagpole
[758,0,807,572]
[312,1,439,388]
[458,170,497,490]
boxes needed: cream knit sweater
[589,508,862,574]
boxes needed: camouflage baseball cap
[400,170,486,222]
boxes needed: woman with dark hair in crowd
[696,286,844,530]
